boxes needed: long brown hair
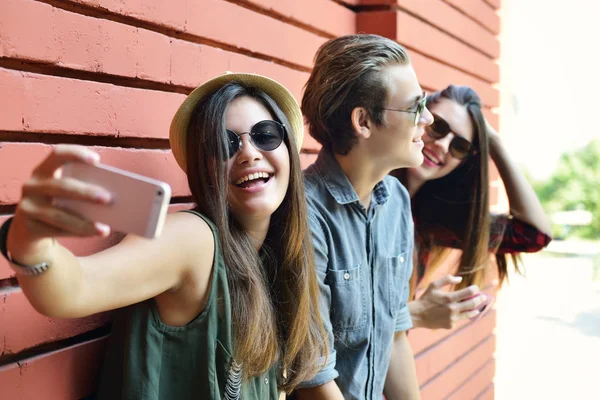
[185,82,326,392]
[395,85,515,291]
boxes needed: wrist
[488,134,505,161]
[408,300,425,329]
[5,217,56,272]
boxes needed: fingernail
[95,222,110,236]
[88,153,100,164]
[455,276,463,282]
[96,192,112,204]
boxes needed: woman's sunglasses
[225,120,287,160]
[426,114,475,160]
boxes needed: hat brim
[169,72,304,172]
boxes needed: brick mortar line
[473,381,494,400]
[442,357,495,399]
[0,131,171,149]
[401,44,498,88]
[390,4,499,59]
[0,324,112,367]
[413,308,496,358]
[223,0,337,39]
[36,0,313,73]
[440,0,499,36]
[0,58,193,96]
[418,334,495,390]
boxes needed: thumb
[430,274,462,289]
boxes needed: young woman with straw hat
[1,72,327,399]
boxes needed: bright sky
[500,0,600,181]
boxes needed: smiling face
[225,96,290,225]
[409,97,475,183]
[367,64,434,170]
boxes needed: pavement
[495,247,600,399]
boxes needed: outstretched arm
[6,145,214,319]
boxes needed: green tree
[534,139,600,239]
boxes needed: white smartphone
[55,163,172,238]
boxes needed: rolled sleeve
[394,291,413,332]
[297,211,339,387]
[296,352,339,388]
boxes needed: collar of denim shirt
[313,149,390,207]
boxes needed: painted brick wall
[0,0,501,398]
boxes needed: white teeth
[234,172,270,185]
[424,153,440,165]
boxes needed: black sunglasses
[383,92,428,125]
[225,120,287,160]
[426,114,475,160]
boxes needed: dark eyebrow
[406,92,425,108]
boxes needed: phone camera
[157,190,163,196]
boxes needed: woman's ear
[351,107,372,140]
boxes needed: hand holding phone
[55,163,171,238]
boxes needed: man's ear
[351,107,372,139]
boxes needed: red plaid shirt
[416,215,552,283]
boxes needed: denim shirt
[300,149,414,400]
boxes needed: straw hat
[169,72,304,172]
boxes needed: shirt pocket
[327,265,367,331]
[388,252,409,317]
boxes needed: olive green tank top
[95,211,280,399]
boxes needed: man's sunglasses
[426,114,475,160]
[383,92,428,125]
[225,120,287,160]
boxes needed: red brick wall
[0,0,501,398]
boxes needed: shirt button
[264,377,269,384]
[343,272,350,280]
[400,256,405,263]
